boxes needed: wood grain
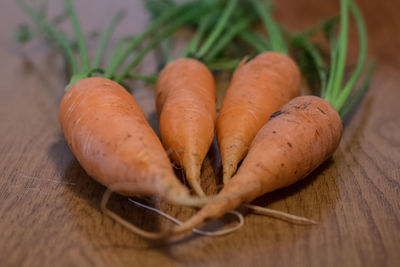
[1,0,399,266]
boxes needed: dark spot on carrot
[317,107,326,114]
[301,102,311,109]
[294,170,298,174]
[281,163,284,167]
[294,102,311,110]
[124,134,132,141]
[272,131,277,134]
[315,129,320,136]
[270,110,283,119]
[287,142,292,148]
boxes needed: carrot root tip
[100,188,171,240]
[243,204,319,225]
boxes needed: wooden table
[1,1,399,266]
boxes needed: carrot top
[292,0,375,119]
[16,0,219,88]
[144,0,264,71]
[248,0,287,54]
[17,0,375,118]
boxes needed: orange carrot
[173,96,343,233]
[156,58,216,196]
[217,52,301,183]
[59,77,198,205]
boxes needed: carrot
[171,0,374,235]
[156,58,216,196]
[217,0,302,184]
[217,52,301,183]
[59,77,195,204]
[154,0,256,196]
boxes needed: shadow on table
[47,135,174,250]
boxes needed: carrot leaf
[250,0,287,54]
[206,58,242,71]
[181,13,214,58]
[239,31,271,53]
[333,0,368,112]
[92,10,125,70]
[16,0,79,75]
[114,1,218,83]
[64,0,90,73]
[104,2,192,79]
[195,0,239,59]
[204,17,253,61]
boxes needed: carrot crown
[323,0,375,118]
[292,0,375,119]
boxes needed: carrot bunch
[16,0,254,238]
[17,0,375,239]
[170,0,375,235]
[16,0,219,213]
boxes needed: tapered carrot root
[59,77,201,206]
[173,96,342,234]
[156,59,217,196]
[217,52,301,183]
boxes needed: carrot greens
[250,0,287,54]
[293,0,375,119]
[16,0,221,88]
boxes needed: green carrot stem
[239,31,270,53]
[115,3,216,83]
[204,17,253,61]
[107,36,136,68]
[325,0,349,103]
[339,61,375,118]
[125,73,158,84]
[323,20,339,100]
[66,72,89,90]
[161,39,173,65]
[181,14,212,58]
[92,10,125,69]
[16,0,79,74]
[196,0,239,59]
[64,0,90,73]
[293,37,328,95]
[250,0,287,54]
[334,0,367,111]
[104,2,192,78]
[206,58,242,71]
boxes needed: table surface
[1,0,399,266]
